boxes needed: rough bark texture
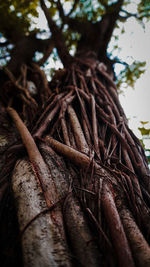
[1,54,150,267]
[12,159,71,267]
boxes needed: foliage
[137,0,150,21]
[0,0,39,40]
[117,61,146,88]
[138,121,150,164]
[139,126,150,136]
[138,121,150,137]
[0,0,149,86]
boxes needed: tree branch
[121,9,138,18]
[40,0,72,67]
[37,42,54,66]
[67,0,80,16]
[119,9,138,22]
[98,0,124,56]
[56,0,81,29]
[51,0,94,37]
[54,0,82,32]
[56,0,66,22]
[7,36,53,74]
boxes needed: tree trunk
[0,53,150,267]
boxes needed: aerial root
[118,205,150,267]
[5,58,150,266]
[102,183,135,267]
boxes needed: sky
[35,2,150,149]
[115,15,150,149]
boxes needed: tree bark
[1,54,150,267]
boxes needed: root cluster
[1,57,150,266]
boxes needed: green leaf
[117,60,146,88]
[138,127,150,136]
[49,6,57,17]
[140,121,149,125]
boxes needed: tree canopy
[0,0,150,82]
[1,0,150,158]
